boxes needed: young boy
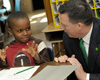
[0,11,50,67]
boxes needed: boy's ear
[8,28,13,35]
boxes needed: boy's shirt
[6,40,35,67]
[5,37,50,67]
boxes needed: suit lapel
[72,39,88,72]
[88,39,98,72]
[88,18,100,72]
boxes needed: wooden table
[32,61,71,80]
[0,61,71,80]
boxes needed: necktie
[80,38,88,64]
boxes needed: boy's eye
[26,27,30,31]
[17,29,22,33]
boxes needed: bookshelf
[43,0,65,57]
[50,0,100,28]
[50,0,68,28]
[87,0,100,18]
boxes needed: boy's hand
[0,46,8,62]
[22,41,38,57]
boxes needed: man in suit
[54,0,100,80]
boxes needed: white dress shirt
[81,23,93,80]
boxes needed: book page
[0,66,39,80]
[29,65,78,80]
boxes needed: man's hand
[54,55,68,63]
[22,41,38,57]
[54,55,87,80]
[0,46,8,62]
[68,55,87,80]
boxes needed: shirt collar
[82,23,93,44]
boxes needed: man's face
[60,13,81,38]
[9,18,32,43]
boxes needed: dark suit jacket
[63,18,100,80]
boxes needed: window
[3,0,11,12]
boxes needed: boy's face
[8,18,32,43]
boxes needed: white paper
[0,66,39,80]
[29,65,78,80]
